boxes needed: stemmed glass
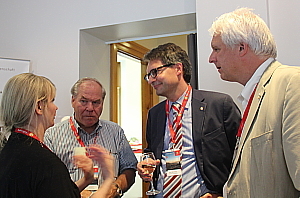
[140,152,160,195]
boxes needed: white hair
[209,7,277,58]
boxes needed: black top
[0,136,7,153]
[0,132,80,198]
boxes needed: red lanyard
[165,85,192,144]
[69,117,97,147]
[236,85,257,137]
[14,128,50,151]
[69,117,86,147]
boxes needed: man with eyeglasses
[137,43,240,198]
[44,77,137,198]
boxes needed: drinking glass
[140,152,160,195]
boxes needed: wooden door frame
[110,41,158,197]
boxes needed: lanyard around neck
[165,85,192,144]
[69,117,86,147]
[14,128,50,151]
[69,117,98,147]
[237,85,257,137]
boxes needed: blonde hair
[0,73,56,139]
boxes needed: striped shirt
[44,116,137,184]
[156,90,209,198]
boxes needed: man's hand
[200,193,223,198]
[106,169,136,198]
[107,183,121,198]
[137,159,160,182]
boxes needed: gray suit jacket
[225,61,300,197]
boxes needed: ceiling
[81,13,196,44]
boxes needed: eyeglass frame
[144,63,175,81]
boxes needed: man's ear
[71,96,75,103]
[71,96,76,108]
[239,43,248,56]
[175,63,183,75]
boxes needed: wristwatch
[113,183,123,197]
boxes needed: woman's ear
[35,101,43,115]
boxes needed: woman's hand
[87,145,115,198]
[73,154,94,183]
[87,145,115,180]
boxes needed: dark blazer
[145,89,241,194]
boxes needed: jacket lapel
[155,101,167,158]
[191,90,206,151]
[229,61,282,179]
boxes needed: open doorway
[110,41,154,198]
[117,51,144,197]
[116,52,142,144]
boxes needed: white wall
[79,31,111,120]
[268,0,300,66]
[0,0,196,122]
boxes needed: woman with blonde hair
[0,73,114,198]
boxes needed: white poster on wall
[0,58,30,103]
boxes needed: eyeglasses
[144,63,175,81]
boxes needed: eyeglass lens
[144,63,174,81]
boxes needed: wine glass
[140,152,160,195]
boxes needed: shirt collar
[71,114,102,135]
[170,87,192,110]
[238,57,274,110]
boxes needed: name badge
[162,149,182,176]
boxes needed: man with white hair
[209,7,300,197]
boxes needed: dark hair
[144,43,192,83]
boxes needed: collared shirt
[44,116,137,184]
[224,57,275,198]
[156,89,209,198]
[237,57,275,111]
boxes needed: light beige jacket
[225,61,300,197]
